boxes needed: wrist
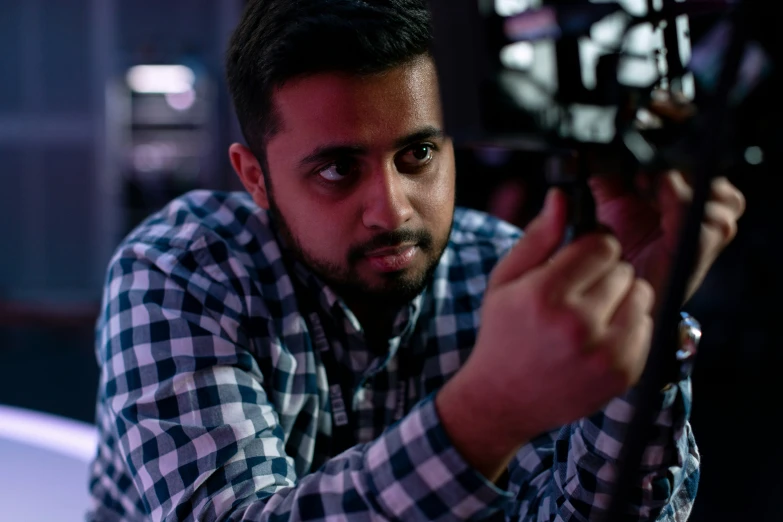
[435,369,523,482]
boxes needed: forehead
[268,57,442,151]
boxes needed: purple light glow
[0,405,97,463]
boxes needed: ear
[229,143,270,210]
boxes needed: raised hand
[589,171,746,309]
[437,189,655,480]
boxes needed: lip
[364,244,418,272]
[364,244,416,257]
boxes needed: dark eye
[396,144,434,172]
[317,158,356,182]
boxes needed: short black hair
[226,0,434,169]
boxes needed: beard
[265,193,450,310]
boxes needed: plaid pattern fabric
[88,190,699,521]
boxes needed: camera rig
[428,0,773,519]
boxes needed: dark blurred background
[0,0,780,520]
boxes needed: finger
[658,170,693,209]
[692,202,739,281]
[581,262,636,327]
[543,233,623,297]
[710,177,746,217]
[602,279,655,387]
[610,278,655,326]
[659,172,745,246]
[488,188,567,291]
[687,200,740,269]
[703,200,739,246]
[660,172,746,222]
[672,201,740,302]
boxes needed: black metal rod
[603,2,749,520]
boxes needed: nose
[361,163,414,231]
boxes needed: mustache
[348,229,434,262]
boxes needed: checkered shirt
[88,190,699,521]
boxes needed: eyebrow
[393,126,445,149]
[297,125,445,169]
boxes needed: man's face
[260,57,455,307]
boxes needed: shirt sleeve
[97,240,512,522]
[504,382,699,521]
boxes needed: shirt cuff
[580,377,692,465]
[364,394,513,521]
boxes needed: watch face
[677,312,702,362]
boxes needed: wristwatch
[661,311,701,390]
[675,311,701,381]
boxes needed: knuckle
[591,234,622,261]
[559,307,597,348]
[730,187,746,214]
[615,262,635,284]
[736,191,747,214]
[721,215,738,241]
[717,179,747,214]
[632,278,655,309]
[708,209,738,243]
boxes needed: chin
[358,269,433,302]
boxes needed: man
[88,1,745,520]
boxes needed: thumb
[488,188,567,291]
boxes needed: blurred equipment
[119,62,218,232]
[430,0,746,151]
[429,1,774,520]
[432,0,718,244]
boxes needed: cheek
[278,194,354,258]
[413,166,455,229]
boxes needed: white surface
[0,405,97,462]
[0,405,97,521]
